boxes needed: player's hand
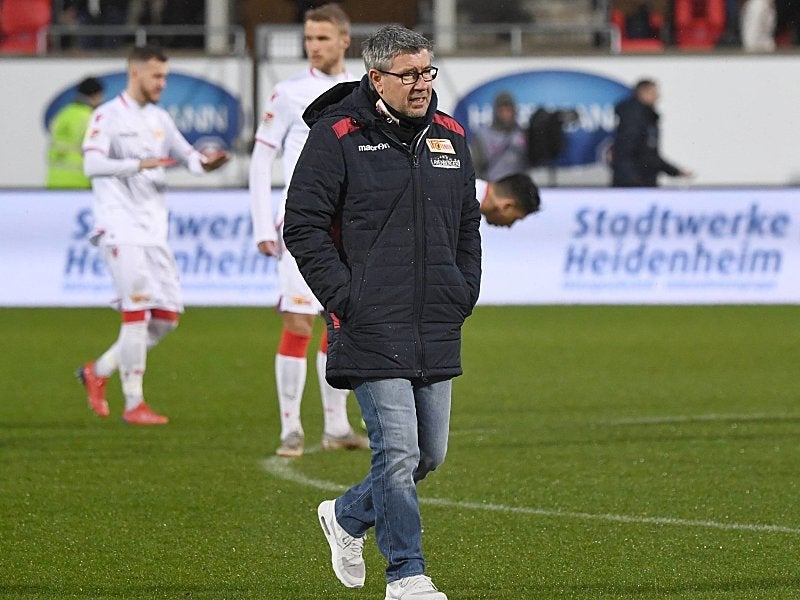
[257,240,279,256]
[140,157,177,170]
[201,150,230,172]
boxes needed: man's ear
[369,70,383,94]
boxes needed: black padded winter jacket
[283,76,482,389]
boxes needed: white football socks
[93,316,177,380]
[118,320,147,411]
[95,342,119,378]
[317,351,351,437]
[275,353,306,439]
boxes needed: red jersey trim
[433,113,465,137]
[331,118,361,139]
[254,137,278,149]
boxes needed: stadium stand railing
[255,21,619,60]
[39,24,247,56]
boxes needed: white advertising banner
[1,188,798,307]
[480,188,800,304]
[0,189,278,307]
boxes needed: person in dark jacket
[283,24,481,600]
[611,79,691,187]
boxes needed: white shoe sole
[317,500,364,588]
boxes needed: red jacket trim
[331,118,362,139]
[433,113,465,137]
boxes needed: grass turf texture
[1,305,799,599]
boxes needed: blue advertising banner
[44,71,242,152]
[452,69,630,167]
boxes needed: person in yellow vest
[46,77,105,189]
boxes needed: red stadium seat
[611,7,666,53]
[673,0,726,50]
[0,0,52,54]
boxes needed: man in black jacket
[284,24,481,600]
[611,79,691,187]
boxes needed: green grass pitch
[1,305,799,599]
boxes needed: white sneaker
[317,500,366,588]
[385,575,447,599]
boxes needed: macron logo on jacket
[358,142,390,152]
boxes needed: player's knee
[147,309,179,346]
[282,312,315,337]
[415,446,447,481]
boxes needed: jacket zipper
[411,129,428,379]
[374,124,429,379]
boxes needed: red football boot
[76,362,110,418]
[122,402,169,425]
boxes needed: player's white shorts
[101,244,184,313]
[278,248,323,314]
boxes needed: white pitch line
[596,412,800,427]
[261,456,800,536]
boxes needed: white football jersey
[82,91,206,246]
[475,178,489,209]
[249,67,354,244]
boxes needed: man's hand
[201,150,230,172]
[257,240,279,256]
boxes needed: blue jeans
[335,378,452,583]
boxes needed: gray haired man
[284,24,482,600]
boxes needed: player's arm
[163,114,229,174]
[82,111,142,177]
[248,88,292,255]
[82,109,176,176]
[249,138,279,255]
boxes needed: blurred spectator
[462,0,531,24]
[719,0,743,45]
[65,0,130,48]
[774,0,800,44]
[741,0,777,51]
[288,1,318,23]
[611,79,691,187]
[470,91,529,182]
[46,76,104,189]
[128,0,166,25]
[625,1,661,39]
[130,0,206,48]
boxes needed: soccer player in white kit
[76,45,229,425]
[249,3,368,457]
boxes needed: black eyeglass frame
[376,66,439,85]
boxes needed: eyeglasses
[376,66,438,85]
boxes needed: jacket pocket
[450,267,472,320]
[344,262,365,322]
